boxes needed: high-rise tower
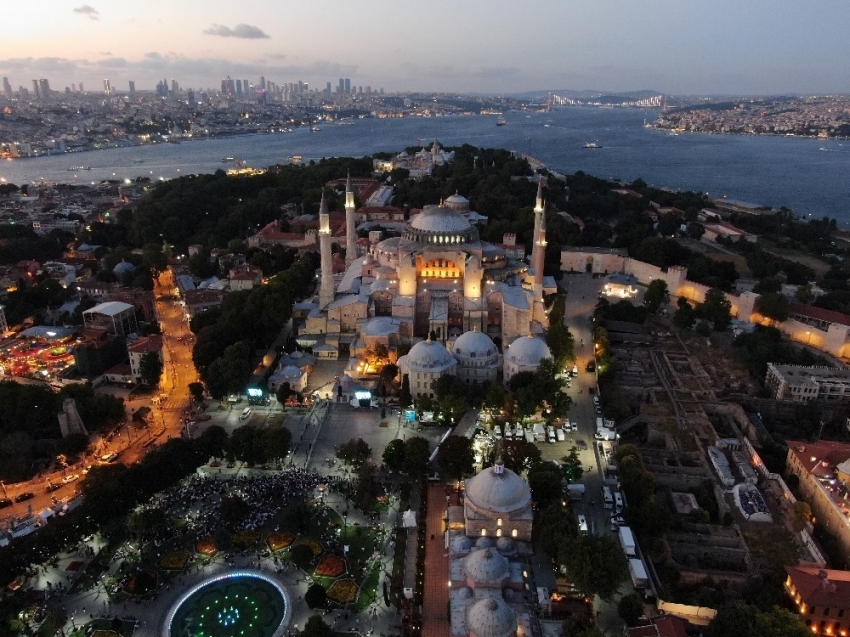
[345,173,357,266]
[530,178,544,271]
[318,192,335,309]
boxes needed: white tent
[402,509,417,528]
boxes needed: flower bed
[315,555,346,578]
[232,530,261,551]
[327,578,358,604]
[123,569,157,596]
[266,531,295,552]
[295,538,324,557]
[195,537,218,557]
[158,549,190,571]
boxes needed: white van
[556,428,566,442]
[614,492,624,511]
[240,408,252,420]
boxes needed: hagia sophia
[297,162,558,393]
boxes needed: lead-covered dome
[465,463,532,515]
[410,205,471,233]
[504,335,551,367]
[463,549,509,587]
[403,205,478,245]
[466,598,517,637]
[452,330,497,361]
[401,339,456,372]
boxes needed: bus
[602,486,614,509]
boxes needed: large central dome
[403,204,478,245]
[465,463,532,514]
[410,205,471,233]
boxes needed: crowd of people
[156,469,329,538]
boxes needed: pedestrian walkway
[422,484,450,637]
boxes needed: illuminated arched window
[496,528,502,537]
[511,529,518,538]
[497,518,503,527]
[480,528,487,537]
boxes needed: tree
[755,292,790,324]
[263,426,292,462]
[220,495,249,524]
[561,616,606,637]
[560,446,584,483]
[291,544,315,571]
[196,425,228,459]
[484,383,507,412]
[558,533,628,600]
[138,351,164,387]
[699,288,732,331]
[686,221,705,239]
[337,438,372,468]
[792,501,812,532]
[352,461,381,513]
[301,616,335,637]
[643,279,670,313]
[382,439,406,472]
[436,436,475,480]
[618,593,645,626]
[527,462,563,510]
[795,283,815,305]
[56,432,90,457]
[402,436,430,476]
[500,440,541,475]
[276,381,293,405]
[188,382,205,401]
[673,296,696,329]
[304,584,328,609]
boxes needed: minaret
[318,192,335,309]
[532,204,548,325]
[345,173,357,267]
[530,178,544,269]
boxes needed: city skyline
[2,0,850,96]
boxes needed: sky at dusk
[3,0,850,96]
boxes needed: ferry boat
[310,126,322,132]
[581,142,601,149]
[496,116,506,127]
[221,157,236,163]
[67,166,91,171]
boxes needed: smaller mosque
[446,462,535,637]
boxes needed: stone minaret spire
[318,191,335,309]
[533,204,548,325]
[345,173,357,267]
[531,178,545,269]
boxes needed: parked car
[577,514,588,533]
[586,360,596,373]
[14,492,34,503]
[240,408,252,420]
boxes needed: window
[497,518,503,527]
[826,609,831,617]
[496,529,502,537]
[480,528,487,537]
[511,529,518,538]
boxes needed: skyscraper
[128,81,135,96]
[243,79,249,93]
[236,79,243,96]
[344,78,351,94]
[338,78,345,93]
[39,79,51,98]
[260,76,265,90]
[103,79,112,95]
[32,80,40,99]
[170,79,179,98]
[2,77,12,99]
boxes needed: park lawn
[340,525,378,574]
[355,567,381,611]
[67,536,123,594]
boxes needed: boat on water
[496,116,506,127]
[67,166,91,171]
[221,157,236,163]
[581,142,601,149]
[310,126,322,132]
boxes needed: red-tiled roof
[787,439,850,476]
[128,335,163,354]
[790,302,850,328]
[626,617,688,637]
[786,564,850,608]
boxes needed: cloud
[73,5,99,20]
[203,23,269,39]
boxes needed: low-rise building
[784,563,850,635]
[786,440,850,558]
[766,364,850,402]
[127,335,164,383]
